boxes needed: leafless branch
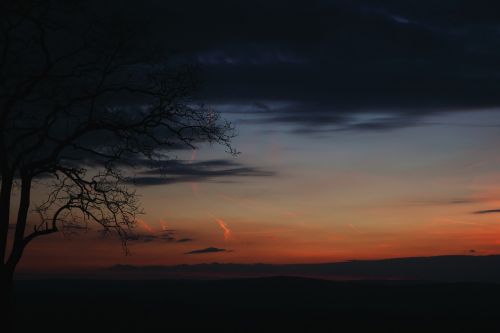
[0,0,235,271]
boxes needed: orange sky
[14,110,500,273]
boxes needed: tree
[0,0,234,327]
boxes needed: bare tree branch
[0,0,235,279]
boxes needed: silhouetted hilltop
[109,255,500,282]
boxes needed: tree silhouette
[0,0,234,327]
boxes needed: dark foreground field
[13,277,500,332]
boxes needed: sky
[17,0,500,272]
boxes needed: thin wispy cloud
[473,209,500,215]
[128,159,274,186]
[177,238,194,243]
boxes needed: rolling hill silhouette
[108,255,500,282]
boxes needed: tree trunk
[0,174,13,264]
[0,266,14,333]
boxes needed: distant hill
[108,255,500,282]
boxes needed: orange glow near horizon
[18,111,500,273]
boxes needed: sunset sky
[17,0,500,272]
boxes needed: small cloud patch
[184,247,229,255]
[177,238,194,243]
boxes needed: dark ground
[13,277,500,332]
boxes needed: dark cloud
[473,209,500,215]
[184,247,229,255]
[127,230,176,243]
[177,238,194,243]
[100,0,500,133]
[128,158,274,186]
[196,1,500,109]
[35,0,500,139]
[403,197,483,207]
[447,199,482,205]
